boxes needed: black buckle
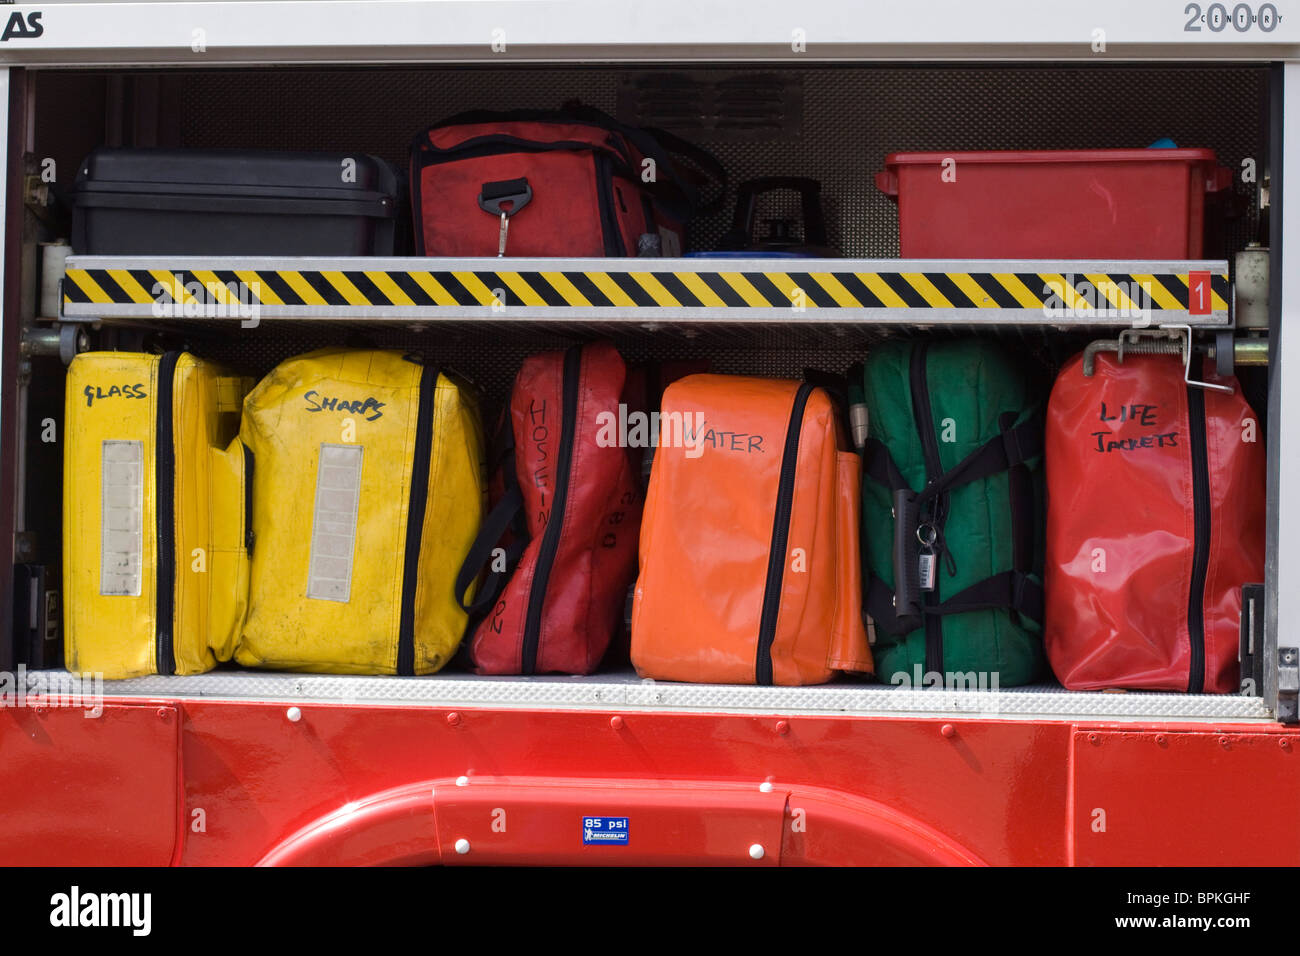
[1001,421,1026,469]
[1010,570,1026,610]
[478,177,533,217]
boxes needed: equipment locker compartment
[0,4,1295,866]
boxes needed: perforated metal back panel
[177,64,1268,257]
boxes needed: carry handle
[478,177,533,218]
[892,489,924,623]
[827,452,873,673]
[560,101,728,216]
[454,485,527,615]
[454,418,530,614]
[732,177,829,247]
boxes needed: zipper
[521,346,581,674]
[594,154,626,256]
[1186,385,1211,694]
[154,351,180,676]
[755,382,816,685]
[910,344,946,678]
[241,442,255,555]
[397,363,438,676]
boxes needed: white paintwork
[0,1,1298,66]
[1271,64,1300,711]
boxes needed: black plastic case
[71,147,402,256]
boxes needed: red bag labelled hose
[456,341,642,675]
[1044,351,1265,693]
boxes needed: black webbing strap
[863,409,1043,502]
[864,570,923,636]
[862,407,1045,635]
[1000,411,1035,628]
[929,570,1044,625]
[865,569,1044,635]
[454,418,529,614]
[454,486,526,615]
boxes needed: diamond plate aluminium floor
[21,669,1274,724]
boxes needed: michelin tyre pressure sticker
[582,817,629,845]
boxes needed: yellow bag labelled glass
[63,351,252,678]
[236,349,486,675]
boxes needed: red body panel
[0,703,181,866]
[5,698,1295,866]
[1070,729,1300,865]
[1044,352,1266,693]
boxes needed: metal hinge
[1277,646,1299,723]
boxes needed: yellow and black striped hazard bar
[61,264,1232,314]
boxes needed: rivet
[1088,733,1099,744]
[446,711,461,726]
[1155,734,1167,746]
[940,723,955,738]
[456,775,469,787]
[776,720,790,736]
[455,838,470,855]
[1219,736,1230,748]
[610,715,624,730]
[1280,738,1291,750]
[157,707,170,720]
[286,706,302,723]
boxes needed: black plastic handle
[729,176,828,247]
[478,177,533,217]
[892,488,923,622]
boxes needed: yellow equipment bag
[63,351,252,678]
[236,349,486,675]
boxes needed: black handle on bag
[478,177,533,217]
[893,489,923,624]
[454,419,530,615]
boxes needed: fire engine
[1,1,1297,867]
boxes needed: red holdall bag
[1044,351,1265,693]
[456,342,642,674]
[411,105,723,258]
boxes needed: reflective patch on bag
[100,439,143,597]
[307,443,363,603]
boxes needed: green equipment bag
[855,338,1047,687]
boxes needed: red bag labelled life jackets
[410,105,723,258]
[1044,351,1265,693]
[456,341,642,674]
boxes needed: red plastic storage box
[875,149,1232,259]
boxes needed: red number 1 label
[1188,271,1211,316]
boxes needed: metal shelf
[59,255,1232,327]
[20,669,1271,723]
